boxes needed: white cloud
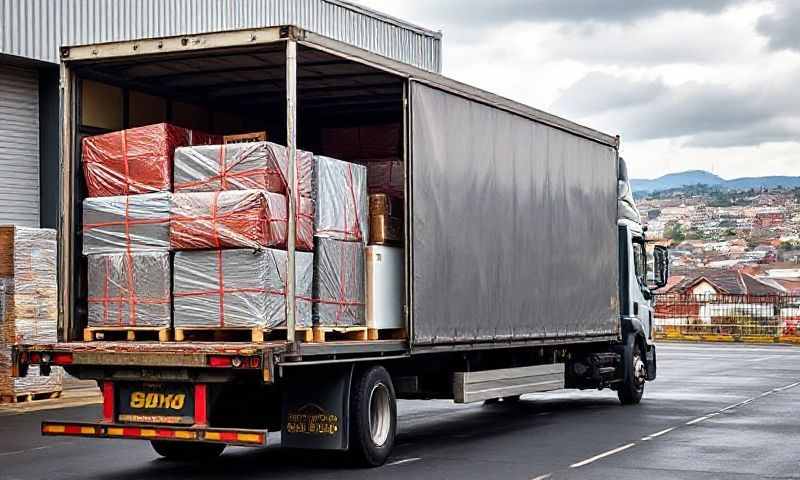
[356,0,800,178]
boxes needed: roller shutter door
[0,65,39,226]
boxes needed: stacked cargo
[0,227,62,401]
[80,123,217,337]
[171,141,316,334]
[321,124,404,334]
[80,121,400,342]
[320,123,403,245]
[312,156,368,329]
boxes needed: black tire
[150,440,226,461]
[617,334,645,405]
[349,365,397,467]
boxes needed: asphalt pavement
[1,342,799,480]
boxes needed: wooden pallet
[367,328,407,341]
[1,390,61,404]
[173,326,314,343]
[312,326,369,343]
[83,327,170,342]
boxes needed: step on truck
[12,25,669,467]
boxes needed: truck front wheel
[349,365,397,467]
[617,334,646,405]
[150,440,226,461]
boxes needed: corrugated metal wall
[0,65,39,227]
[0,0,442,71]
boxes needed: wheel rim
[633,350,646,391]
[368,382,391,447]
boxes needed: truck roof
[59,25,619,149]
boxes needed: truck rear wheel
[617,334,645,405]
[349,365,397,467]
[150,440,226,461]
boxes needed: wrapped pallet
[173,141,315,198]
[313,237,365,326]
[364,159,403,198]
[82,193,171,255]
[82,123,220,197]
[174,249,313,329]
[86,252,171,328]
[171,190,314,251]
[313,156,368,243]
[0,227,62,401]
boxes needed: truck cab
[615,158,669,402]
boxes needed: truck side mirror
[652,245,669,290]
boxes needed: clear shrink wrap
[320,123,401,160]
[82,123,220,197]
[364,159,403,198]
[313,237,365,326]
[170,190,316,250]
[86,252,171,328]
[82,193,171,255]
[174,249,313,329]
[173,141,314,198]
[0,227,62,398]
[313,156,368,243]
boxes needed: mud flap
[645,344,657,381]
[281,364,354,450]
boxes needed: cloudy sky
[355,0,800,180]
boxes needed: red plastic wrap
[173,142,314,198]
[171,190,287,250]
[82,123,221,197]
[170,190,314,251]
[320,123,401,160]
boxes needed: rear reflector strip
[42,422,265,446]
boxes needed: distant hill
[631,170,800,193]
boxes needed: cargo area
[48,26,625,358]
[61,36,408,348]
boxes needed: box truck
[12,26,669,466]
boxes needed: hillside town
[639,185,800,296]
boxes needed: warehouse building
[0,0,441,228]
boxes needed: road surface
[1,342,799,479]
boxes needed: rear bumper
[42,421,267,447]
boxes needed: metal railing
[654,293,800,338]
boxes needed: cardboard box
[82,123,220,197]
[369,193,403,217]
[87,252,171,328]
[82,193,171,255]
[369,215,403,245]
[320,123,401,160]
[365,160,403,198]
[174,249,313,329]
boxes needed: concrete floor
[1,342,798,479]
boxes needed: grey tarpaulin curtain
[410,82,620,345]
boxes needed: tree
[664,222,686,243]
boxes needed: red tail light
[52,353,74,365]
[207,355,259,369]
[208,356,233,368]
